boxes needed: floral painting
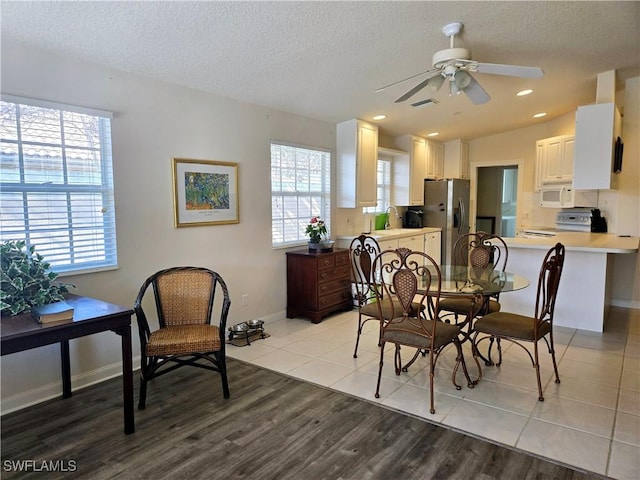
[172,158,239,227]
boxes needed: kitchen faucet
[385,205,400,230]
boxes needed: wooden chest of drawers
[286,248,352,323]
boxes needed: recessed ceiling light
[517,89,533,96]
[427,132,439,137]
[533,112,547,118]
[372,114,386,121]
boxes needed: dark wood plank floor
[1,359,606,480]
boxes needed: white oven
[521,209,593,238]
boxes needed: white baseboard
[1,356,141,415]
[259,309,287,324]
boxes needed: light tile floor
[227,307,640,479]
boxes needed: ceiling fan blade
[395,74,443,103]
[476,62,544,78]
[463,75,490,105]
[374,69,437,93]
[394,77,433,103]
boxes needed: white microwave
[539,185,598,208]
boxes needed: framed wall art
[172,158,239,227]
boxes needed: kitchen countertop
[504,232,639,254]
[336,227,441,241]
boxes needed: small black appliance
[591,209,607,233]
[405,208,424,228]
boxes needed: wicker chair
[373,247,473,414]
[349,234,424,359]
[439,231,509,330]
[134,266,231,410]
[472,243,565,401]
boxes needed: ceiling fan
[377,22,544,105]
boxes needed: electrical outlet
[242,294,249,306]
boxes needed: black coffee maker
[405,208,424,228]
[591,209,607,233]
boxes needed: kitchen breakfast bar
[498,232,639,332]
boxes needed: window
[0,95,117,274]
[271,142,331,247]
[363,158,391,214]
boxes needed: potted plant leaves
[0,240,74,316]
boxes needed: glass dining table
[422,264,530,299]
[412,264,530,380]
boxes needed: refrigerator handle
[458,197,465,234]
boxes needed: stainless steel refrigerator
[423,179,470,265]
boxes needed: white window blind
[0,95,118,274]
[271,142,331,247]
[363,158,391,214]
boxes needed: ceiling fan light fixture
[427,75,445,92]
[372,114,387,120]
[449,80,461,96]
[454,71,472,90]
[517,89,533,96]
[533,112,547,118]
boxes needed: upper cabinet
[573,103,622,190]
[392,135,426,206]
[535,135,575,189]
[426,140,444,179]
[336,119,378,208]
[443,139,469,179]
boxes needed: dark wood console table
[1,294,135,434]
[286,248,352,323]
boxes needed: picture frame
[172,158,239,227]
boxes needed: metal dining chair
[438,231,509,329]
[348,234,425,358]
[472,243,565,401]
[373,247,474,414]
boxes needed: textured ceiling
[2,1,639,143]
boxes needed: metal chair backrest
[452,231,508,278]
[534,243,565,329]
[373,247,442,331]
[349,234,382,307]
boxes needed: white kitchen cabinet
[444,139,469,179]
[573,103,622,190]
[535,135,574,189]
[397,233,424,252]
[426,140,444,179]
[392,135,426,206]
[377,237,398,252]
[425,231,441,265]
[336,119,378,208]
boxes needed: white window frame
[271,142,331,248]
[0,95,118,275]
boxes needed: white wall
[1,40,335,410]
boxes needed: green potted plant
[0,240,74,316]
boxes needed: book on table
[31,301,74,324]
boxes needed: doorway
[470,158,523,238]
[476,166,518,237]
